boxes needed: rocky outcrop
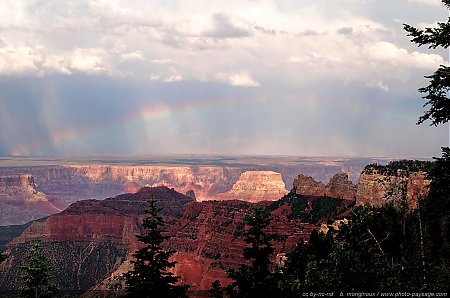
[0,156,381,205]
[0,174,65,226]
[0,165,243,203]
[0,186,318,294]
[1,186,194,293]
[293,173,356,200]
[356,168,430,210]
[216,171,287,203]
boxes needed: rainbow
[11,97,236,156]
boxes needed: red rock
[355,170,430,210]
[0,174,65,225]
[294,173,355,200]
[2,186,316,293]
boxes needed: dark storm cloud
[0,0,447,157]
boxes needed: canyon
[0,174,66,225]
[0,156,383,225]
[355,164,431,211]
[0,158,432,295]
[0,186,320,294]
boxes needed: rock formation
[0,186,318,294]
[0,174,66,225]
[0,157,378,205]
[356,166,430,210]
[216,171,287,202]
[293,173,356,201]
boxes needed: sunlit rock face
[0,174,65,225]
[293,173,356,201]
[0,165,242,203]
[355,169,430,211]
[0,157,374,206]
[215,171,288,202]
[0,186,317,293]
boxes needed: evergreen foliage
[283,206,428,293]
[363,159,431,176]
[0,253,5,263]
[418,148,450,291]
[404,0,450,290]
[404,1,450,126]
[123,199,188,298]
[227,207,280,298]
[208,280,224,298]
[19,241,58,298]
[267,189,345,224]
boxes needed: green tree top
[404,0,450,126]
[227,207,279,298]
[19,241,58,298]
[123,199,188,298]
[209,280,224,298]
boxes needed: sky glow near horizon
[0,0,448,158]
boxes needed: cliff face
[0,165,243,203]
[0,158,376,206]
[0,174,65,226]
[0,186,315,293]
[355,169,430,210]
[1,186,194,293]
[216,171,287,203]
[293,173,356,201]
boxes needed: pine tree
[123,199,188,297]
[404,0,450,126]
[208,280,223,298]
[227,207,279,298]
[19,241,58,298]
[404,0,450,291]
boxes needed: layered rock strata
[0,174,65,225]
[0,186,315,294]
[216,171,288,202]
[293,173,356,201]
[356,169,430,210]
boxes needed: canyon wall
[0,157,375,205]
[216,171,287,203]
[0,162,363,226]
[0,174,64,226]
[293,173,356,201]
[0,186,318,294]
[355,169,430,210]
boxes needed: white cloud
[365,41,445,69]
[164,74,183,82]
[228,73,260,87]
[0,45,40,75]
[150,58,173,64]
[366,81,389,92]
[120,51,145,61]
[408,0,442,6]
[203,13,252,38]
[288,56,304,63]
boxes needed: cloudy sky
[0,0,448,157]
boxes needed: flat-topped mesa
[2,186,307,292]
[215,171,288,203]
[356,161,431,210]
[293,173,356,200]
[0,174,36,190]
[10,186,195,245]
[0,174,63,226]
